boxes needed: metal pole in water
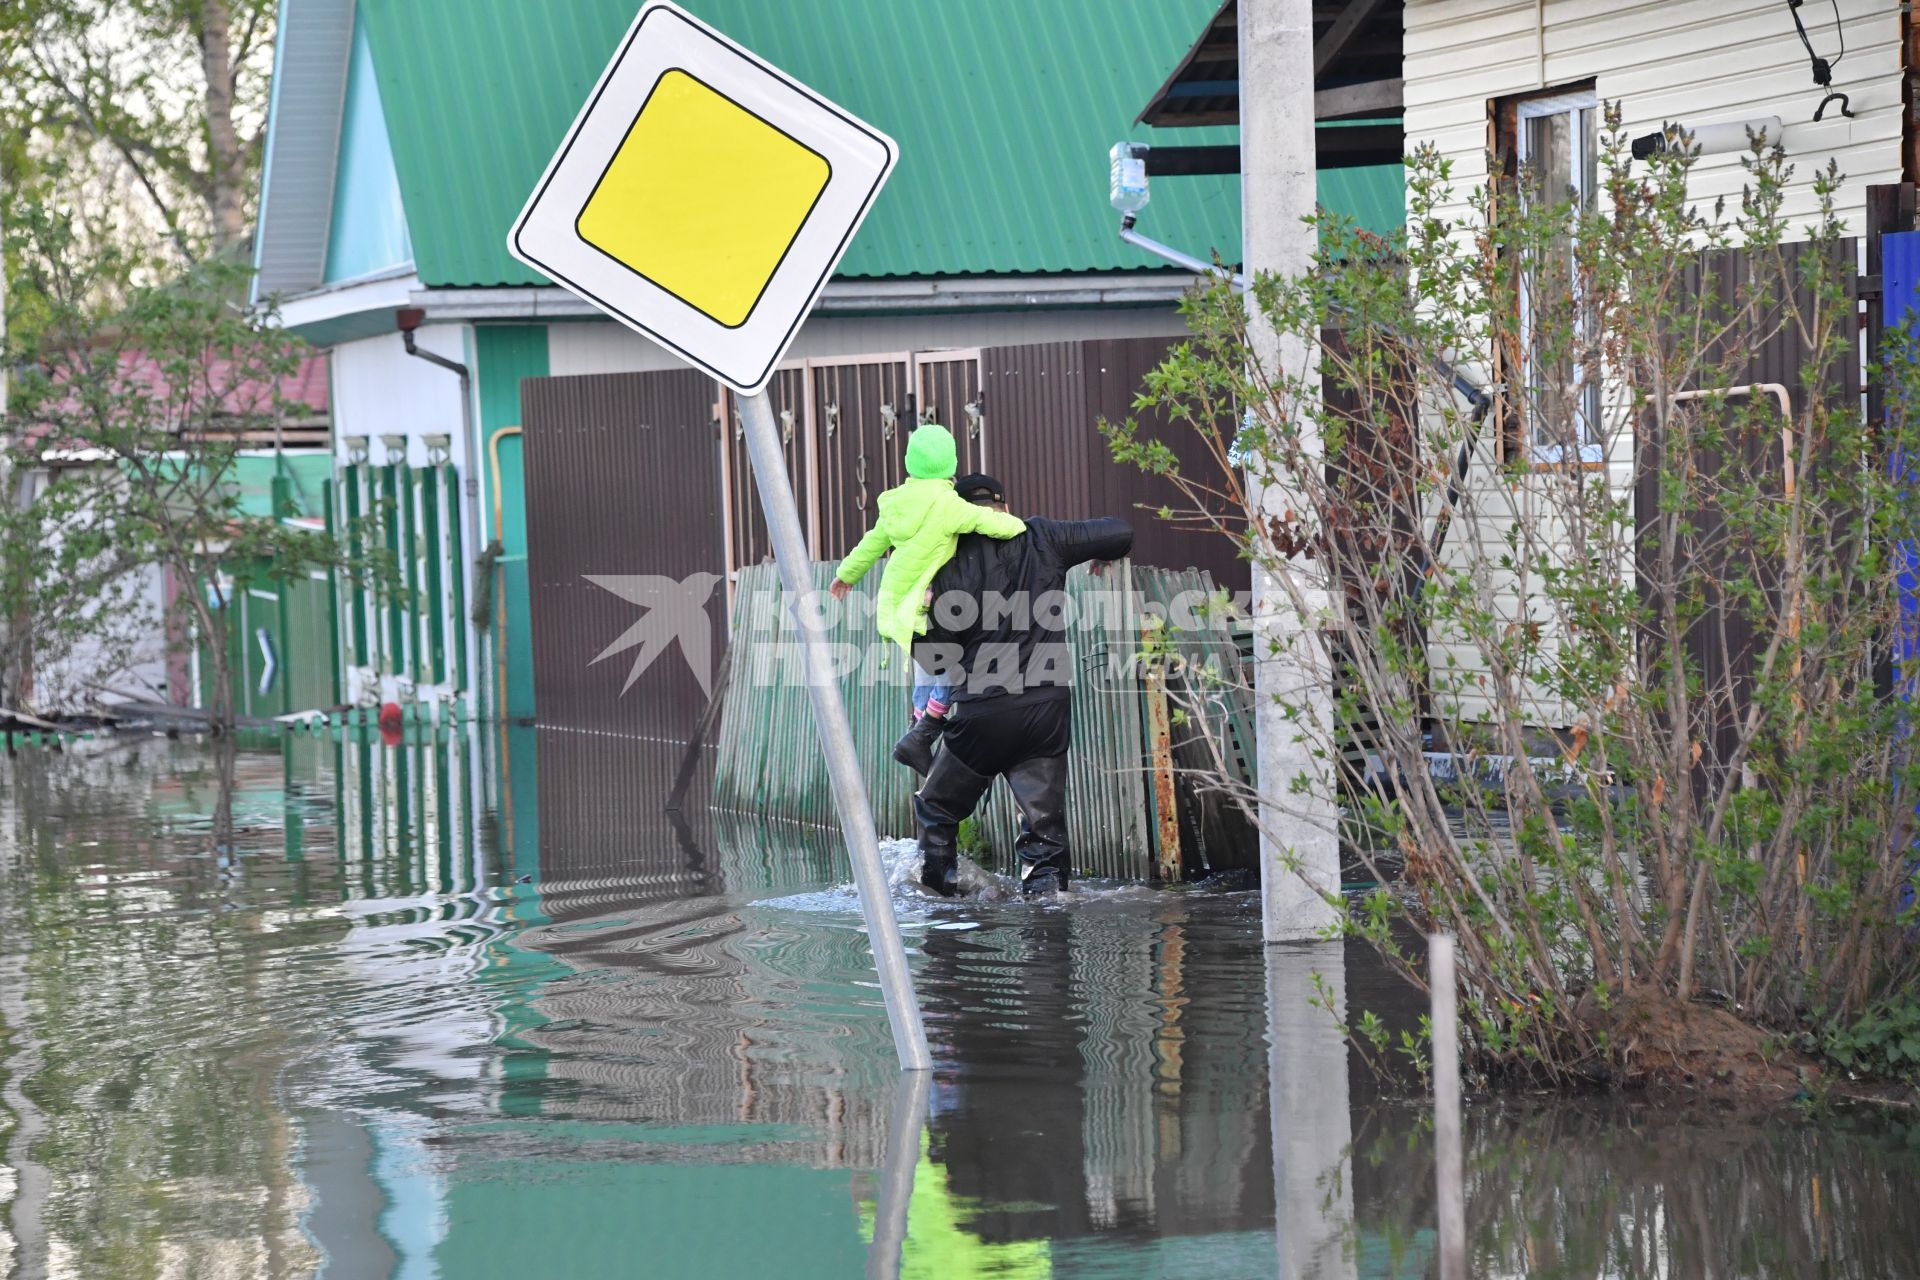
[737,390,931,1072]
[1430,933,1467,1280]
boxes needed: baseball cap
[953,472,1006,504]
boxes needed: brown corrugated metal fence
[521,368,727,743]
[1633,238,1861,781]
[984,337,1248,590]
[522,338,1248,745]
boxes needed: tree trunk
[211,716,237,854]
[197,0,248,256]
[203,601,237,851]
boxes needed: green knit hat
[905,423,957,479]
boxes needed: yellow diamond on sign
[509,0,897,393]
[576,69,830,329]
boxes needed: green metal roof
[355,0,1403,288]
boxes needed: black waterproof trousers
[914,693,1072,895]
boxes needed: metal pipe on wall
[401,315,483,709]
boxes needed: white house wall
[30,563,169,715]
[548,308,1192,376]
[327,324,480,711]
[1405,0,1904,236]
[328,326,474,472]
[1405,0,1901,727]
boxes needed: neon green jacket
[835,427,1024,653]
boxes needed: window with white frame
[1515,89,1602,465]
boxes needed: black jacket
[914,516,1134,706]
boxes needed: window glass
[1516,90,1601,464]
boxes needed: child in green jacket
[828,422,1024,770]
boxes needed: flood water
[1,730,1916,1279]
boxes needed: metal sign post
[508,0,929,1071]
[737,391,930,1070]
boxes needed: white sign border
[507,0,898,395]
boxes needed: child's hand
[830,578,852,600]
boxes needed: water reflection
[0,731,1917,1279]
[1269,942,1356,1279]
[866,1067,928,1280]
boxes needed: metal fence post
[1431,933,1467,1280]
[737,390,931,1072]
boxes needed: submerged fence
[711,559,1257,882]
[1132,566,1259,872]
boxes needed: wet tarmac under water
[0,729,1916,1279]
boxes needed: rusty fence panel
[983,338,1247,590]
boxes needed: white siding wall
[1406,0,1901,726]
[328,326,474,471]
[549,308,1192,376]
[30,562,169,714]
[1406,0,1903,235]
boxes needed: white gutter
[406,271,1206,322]
[276,267,422,330]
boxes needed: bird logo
[584,572,722,697]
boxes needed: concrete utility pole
[1240,0,1342,942]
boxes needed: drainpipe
[396,307,482,702]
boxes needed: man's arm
[1042,516,1134,570]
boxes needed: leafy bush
[1113,112,1920,1080]
[1821,1001,1920,1083]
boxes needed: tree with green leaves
[0,0,276,262]
[2,199,385,845]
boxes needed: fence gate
[913,350,987,475]
[719,352,988,578]
[810,355,912,561]
[521,368,727,744]
[720,365,809,573]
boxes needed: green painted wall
[474,325,547,728]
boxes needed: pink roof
[113,349,329,417]
[16,348,329,454]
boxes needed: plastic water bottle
[1109,141,1149,215]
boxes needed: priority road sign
[507,0,929,1074]
[508,0,897,394]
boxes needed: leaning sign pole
[508,0,931,1071]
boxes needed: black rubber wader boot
[892,713,946,775]
[913,750,993,897]
[1005,753,1071,898]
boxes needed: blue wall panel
[325,20,412,283]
